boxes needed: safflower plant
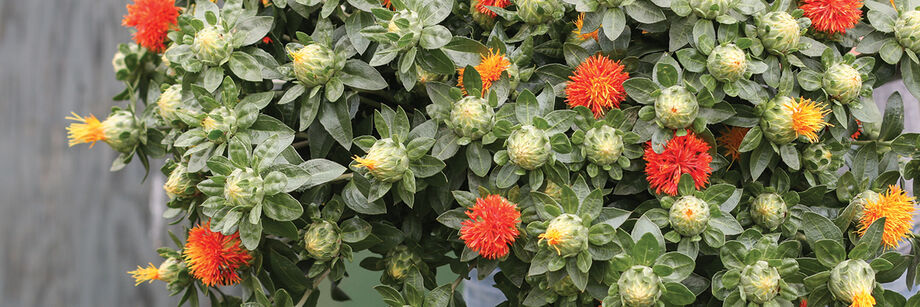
[67,0,920,305]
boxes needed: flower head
[644,133,713,196]
[352,138,410,182]
[717,126,749,161]
[122,0,180,53]
[184,223,252,287]
[617,266,662,306]
[474,0,511,17]
[66,113,106,148]
[740,261,781,303]
[800,0,863,34]
[669,196,711,236]
[459,195,522,259]
[128,263,161,286]
[458,49,511,95]
[829,260,876,307]
[572,13,600,41]
[787,98,832,143]
[858,185,917,249]
[382,0,393,9]
[565,55,630,118]
[655,85,699,129]
[538,214,589,257]
[67,110,141,153]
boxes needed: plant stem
[293,140,309,149]
[294,269,332,307]
[851,140,892,147]
[331,173,353,182]
[451,263,474,292]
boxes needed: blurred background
[1,0,919,306]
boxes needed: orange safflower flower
[786,98,832,143]
[858,185,917,249]
[644,132,713,195]
[459,195,521,259]
[473,0,511,18]
[184,223,253,287]
[572,13,600,42]
[717,126,749,161]
[565,55,629,118]
[122,0,180,53]
[800,0,863,34]
[458,49,511,95]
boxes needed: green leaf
[662,281,695,305]
[466,142,491,177]
[424,284,452,307]
[655,252,695,282]
[623,77,659,104]
[340,60,387,90]
[632,233,662,266]
[624,1,666,24]
[235,16,274,46]
[603,8,627,41]
[319,98,353,149]
[420,25,451,49]
[879,91,904,141]
[263,193,304,221]
[656,63,679,87]
[299,159,347,189]
[749,140,772,180]
[851,217,886,259]
[813,239,846,268]
[228,52,262,82]
[409,155,445,178]
[801,211,843,245]
[341,217,373,243]
[239,216,262,250]
[738,125,762,152]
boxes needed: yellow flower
[572,13,599,42]
[858,185,917,249]
[538,228,566,255]
[784,98,832,143]
[66,112,107,147]
[851,289,876,307]
[127,263,160,286]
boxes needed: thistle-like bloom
[787,98,832,143]
[353,138,410,183]
[122,0,180,53]
[66,111,140,153]
[474,0,511,17]
[184,223,253,287]
[458,49,511,95]
[538,214,589,257]
[381,0,393,9]
[829,260,876,307]
[858,185,917,249]
[459,195,522,259]
[800,0,863,34]
[66,113,106,148]
[644,133,713,196]
[565,55,630,118]
[717,126,749,161]
[128,263,161,285]
[572,13,600,41]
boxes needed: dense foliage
[69,0,920,305]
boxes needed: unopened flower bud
[823,63,862,103]
[164,163,198,200]
[303,220,343,261]
[760,97,797,145]
[538,213,589,257]
[829,260,876,306]
[740,261,781,303]
[289,43,342,87]
[894,11,920,54]
[669,196,711,236]
[386,245,420,280]
[758,12,801,55]
[655,85,699,129]
[102,110,142,153]
[386,11,423,49]
[354,138,410,182]
[583,126,624,166]
[192,25,232,66]
[707,44,748,83]
[201,106,238,142]
[802,143,842,172]
[224,168,264,208]
[448,96,494,140]
[851,190,881,220]
[617,265,662,307]
[751,193,787,231]
[156,257,185,284]
[689,0,736,19]
[507,125,552,170]
[157,84,184,126]
[515,0,564,24]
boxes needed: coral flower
[122,0,180,53]
[644,132,713,196]
[458,49,511,95]
[66,112,107,147]
[565,55,630,118]
[184,223,253,287]
[800,0,863,34]
[858,185,917,249]
[716,126,749,161]
[572,13,600,42]
[474,0,512,17]
[459,195,522,259]
[786,98,832,143]
[382,0,393,9]
[851,289,876,307]
[128,263,161,286]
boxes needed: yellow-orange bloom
[785,98,831,143]
[458,49,511,95]
[565,55,630,118]
[717,126,749,161]
[858,185,917,249]
[353,155,379,171]
[66,112,107,147]
[851,289,876,307]
[572,13,599,42]
[538,228,565,255]
[128,263,161,286]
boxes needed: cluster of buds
[354,138,410,182]
[385,245,421,280]
[750,193,787,231]
[689,0,736,19]
[707,44,748,83]
[655,86,699,129]
[757,12,802,55]
[802,143,842,173]
[506,125,552,170]
[163,164,199,200]
[156,84,187,127]
[288,43,344,87]
[828,260,876,306]
[515,0,565,24]
[739,261,781,303]
[617,265,662,307]
[583,126,624,167]
[669,196,711,236]
[303,220,343,261]
[223,168,265,208]
[539,213,589,257]
[191,25,233,66]
[823,63,862,103]
[448,96,495,141]
[201,106,238,143]
[894,11,920,54]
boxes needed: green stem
[294,269,331,307]
[851,140,892,147]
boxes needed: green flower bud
[823,63,862,103]
[164,163,199,200]
[386,245,421,281]
[551,275,582,297]
[829,260,876,304]
[539,213,589,257]
[289,43,343,87]
[515,0,564,24]
[355,138,410,182]
[303,220,343,261]
[102,110,141,153]
[448,96,494,140]
[387,11,423,50]
[507,125,552,170]
[224,168,264,208]
[894,11,920,54]
[544,181,563,201]
[617,265,662,307]
[760,97,797,145]
[850,190,881,220]
[201,106,238,142]
[192,25,232,66]
[669,196,711,236]
[689,0,736,19]
[157,84,184,126]
[156,257,185,284]
[707,44,748,82]
[802,143,843,172]
[740,261,781,303]
[758,12,801,55]
[655,86,699,129]
[750,193,787,231]
[583,126,624,166]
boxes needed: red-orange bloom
[851,119,863,140]
[716,126,749,161]
[459,195,521,259]
[184,223,252,287]
[382,0,393,9]
[800,0,863,34]
[122,0,180,53]
[644,132,713,195]
[474,0,511,18]
[566,55,630,118]
[261,36,273,44]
